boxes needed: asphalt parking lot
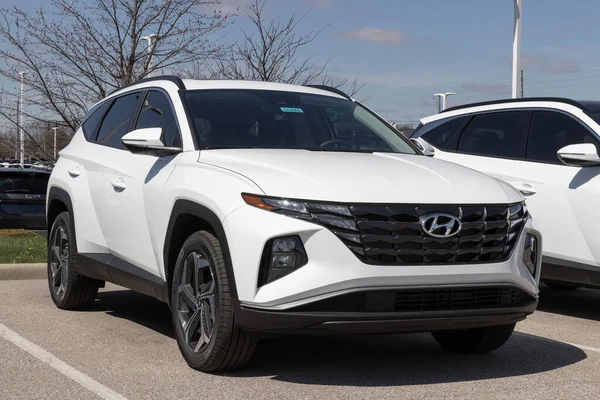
[2,280,600,399]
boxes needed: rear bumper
[236,286,538,335]
[0,214,46,230]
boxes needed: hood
[198,149,523,204]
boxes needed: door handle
[111,178,127,191]
[513,183,536,196]
[67,167,80,178]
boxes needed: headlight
[242,193,353,220]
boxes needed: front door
[437,109,600,269]
[104,90,183,278]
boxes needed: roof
[107,76,348,101]
[421,97,600,125]
[441,97,588,114]
[0,166,52,174]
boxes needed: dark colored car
[0,168,50,230]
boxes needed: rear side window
[457,111,529,159]
[0,173,49,195]
[81,101,111,140]
[135,91,182,147]
[96,92,142,149]
[527,111,600,164]
[420,116,469,151]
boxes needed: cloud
[461,83,511,95]
[540,60,580,75]
[304,0,334,8]
[520,55,545,69]
[504,54,580,75]
[333,28,408,46]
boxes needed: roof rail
[441,97,587,113]
[304,85,352,100]
[108,75,186,96]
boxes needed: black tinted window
[135,91,181,147]
[96,93,142,149]
[458,111,528,158]
[183,90,416,154]
[0,173,49,195]
[421,116,469,151]
[82,102,111,140]
[527,111,599,164]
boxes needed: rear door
[79,92,144,252]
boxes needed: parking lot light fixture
[18,71,27,167]
[141,34,157,75]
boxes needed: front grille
[306,203,527,265]
[292,287,531,313]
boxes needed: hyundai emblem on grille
[420,213,462,238]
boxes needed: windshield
[183,89,417,154]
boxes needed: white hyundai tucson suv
[411,98,600,291]
[46,77,541,372]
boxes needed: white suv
[412,98,600,290]
[46,77,541,372]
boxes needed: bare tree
[0,0,230,137]
[210,0,364,96]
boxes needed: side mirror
[557,143,600,167]
[411,138,435,157]
[121,128,182,155]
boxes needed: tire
[543,281,581,291]
[171,230,257,372]
[47,211,100,310]
[431,323,516,353]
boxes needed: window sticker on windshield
[280,107,304,113]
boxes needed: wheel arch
[163,199,239,309]
[47,186,75,242]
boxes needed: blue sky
[4,0,600,125]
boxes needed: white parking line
[516,331,600,355]
[0,323,127,400]
[565,342,600,354]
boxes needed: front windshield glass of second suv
[183,89,416,154]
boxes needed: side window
[81,101,111,141]
[457,111,528,159]
[526,111,599,164]
[135,91,182,147]
[420,116,469,151]
[96,92,142,149]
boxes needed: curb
[0,263,46,281]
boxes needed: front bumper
[223,204,541,333]
[237,307,535,335]
[236,285,537,335]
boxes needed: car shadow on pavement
[93,289,175,339]
[233,332,586,386]
[538,284,600,321]
[93,288,586,386]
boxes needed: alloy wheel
[177,251,217,353]
[50,225,69,297]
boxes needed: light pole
[141,34,157,75]
[18,71,27,167]
[512,0,523,98]
[52,127,58,159]
[434,92,456,112]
